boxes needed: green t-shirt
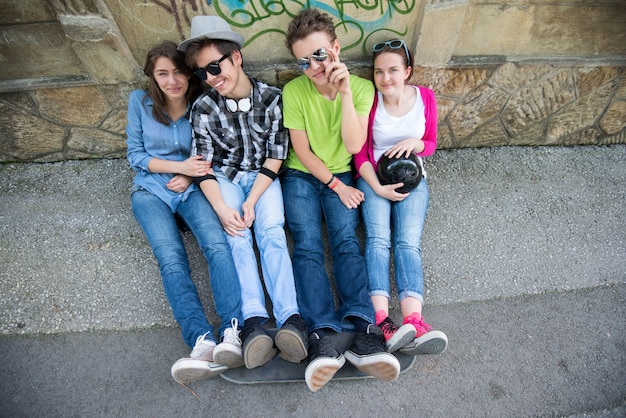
[283,74,375,174]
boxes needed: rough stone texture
[415,0,468,66]
[576,67,620,97]
[413,67,492,98]
[0,62,624,162]
[0,0,56,24]
[462,118,509,148]
[100,109,127,136]
[66,127,126,159]
[1,1,625,161]
[0,22,85,81]
[36,86,110,126]
[600,100,626,136]
[69,34,140,84]
[600,127,626,145]
[0,102,66,162]
[488,63,555,93]
[508,121,546,147]
[457,3,626,57]
[546,80,615,143]
[448,84,509,139]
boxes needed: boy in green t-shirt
[281,8,400,392]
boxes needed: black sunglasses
[194,53,230,80]
[296,48,328,71]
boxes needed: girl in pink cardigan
[355,39,447,355]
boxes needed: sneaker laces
[411,319,433,338]
[223,318,242,346]
[190,331,216,360]
[351,325,386,355]
[378,317,399,342]
[308,332,339,360]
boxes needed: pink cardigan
[354,85,437,174]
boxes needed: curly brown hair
[284,8,336,56]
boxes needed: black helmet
[376,153,423,193]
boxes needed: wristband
[193,173,217,185]
[259,166,278,181]
[328,176,340,190]
[324,175,335,186]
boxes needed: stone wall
[1,0,625,162]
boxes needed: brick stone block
[36,86,110,126]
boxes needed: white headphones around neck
[225,97,251,113]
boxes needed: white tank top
[372,86,426,163]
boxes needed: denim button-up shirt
[126,89,196,212]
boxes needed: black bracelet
[193,173,217,185]
[259,166,278,181]
[324,175,335,186]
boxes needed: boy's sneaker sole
[171,358,227,384]
[275,328,308,363]
[399,330,448,355]
[213,342,244,369]
[243,333,277,369]
[344,351,400,382]
[305,355,346,392]
[385,324,417,353]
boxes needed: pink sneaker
[377,317,416,353]
[401,315,448,355]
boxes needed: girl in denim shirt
[126,41,244,386]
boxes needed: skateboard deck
[221,329,415,384]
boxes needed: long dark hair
[143,40,202,125]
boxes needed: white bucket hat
[177,15,245,52]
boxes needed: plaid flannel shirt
[190,76,288,184]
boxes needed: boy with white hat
[178,16,308,369]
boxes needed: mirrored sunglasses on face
[372,40,410,62]
[296,47,328,71]
[194,53,230,80]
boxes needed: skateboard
[220,329,415,384]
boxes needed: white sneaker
[171,358,227,384]
[213,318,245,368]
[190,331,217,362]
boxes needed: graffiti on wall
[146,0,416,54]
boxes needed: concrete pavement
[1,145,625,417]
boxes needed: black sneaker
[344,324,400,381]
[275,314,309,363]
[305,332,345,392]
[240,317,277,369]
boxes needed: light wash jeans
[281,169,374,333]
[214,168,299,328]
[357,177,429,304]
[131,187,243,348]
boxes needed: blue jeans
[214,168,299,328]
[281,169,374,333]
[131,187,242,348]
[357,177,429,304]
